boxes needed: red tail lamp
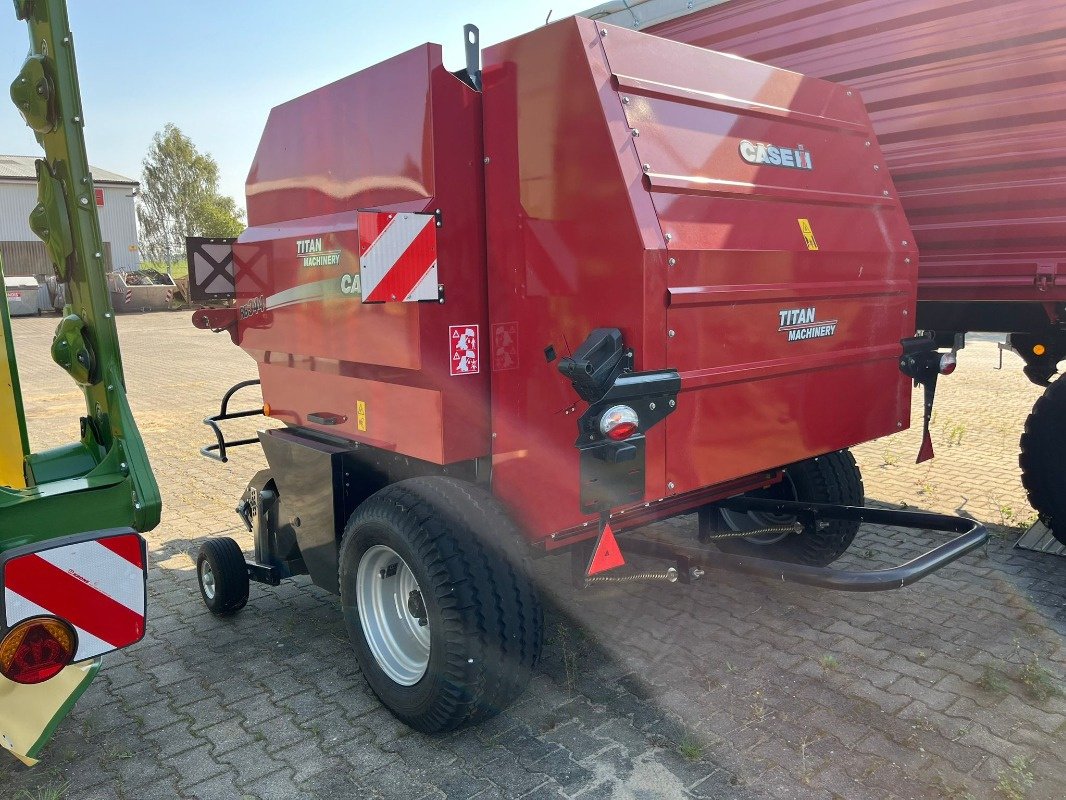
[0,616,78,684]
[938,353,957,375]
[599,404,639,441]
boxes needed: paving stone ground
[2,314,1063,800]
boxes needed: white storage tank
[5,276,40,316]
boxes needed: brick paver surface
[2,314,1063,800]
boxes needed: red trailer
[582,0,1066,541]
[191,17,983,732]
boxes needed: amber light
[262,403,272,417]
[0,616,78,685]
[1033,344,1047,356]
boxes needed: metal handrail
[200,380,264,463]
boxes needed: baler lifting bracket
[615,498,988,592]
[201,379,264,463]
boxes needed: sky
[0,0,603,210]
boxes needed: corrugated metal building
[0,154,140,278]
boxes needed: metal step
[1014,521,1066,556]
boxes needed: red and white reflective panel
[358,211,438,303]
[3,533,146,661]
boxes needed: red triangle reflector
[586,521,625,576]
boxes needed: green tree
[136,124,244,268]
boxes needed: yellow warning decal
[357,400,367,432]
[797,218,819,251]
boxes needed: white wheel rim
[356,545,431,686]
[200,561,216,600]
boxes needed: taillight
[0,616,78,684]
[938,353,957,375]
[599,404,639,441]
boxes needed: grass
[678,736,704,761]
[995,755,1034,800]
[818,654,840,672]
[977,664,1010,694]
[1019,657,1060,701]
[15,782,69,800]
[140,259,188,279]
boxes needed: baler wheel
[339,477,543,733]
[710,450,864,566]
[1019,377,1066,545]
[196,537,250,615]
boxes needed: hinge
[1035,262,1057,292]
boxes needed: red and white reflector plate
[586,521,626,576]
[358,211,438,303]
[2,532,147,661]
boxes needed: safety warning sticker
[491,322,518,371]
[797,218,819,251]
[450,325,480,376]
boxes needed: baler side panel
[597,28,916,494]
[483,19,668,541]
[236,46,490,465]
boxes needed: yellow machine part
[0,269,27,489]
[0,660,99,765]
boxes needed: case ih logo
[739,140,813,170]
[296,236,341,267]
[778,307,837,341]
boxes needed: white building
[0,155,140,279]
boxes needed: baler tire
[338,477,543,734]
[196,537,250,615]
[714,449,864,567]
[1019,377,1066,545]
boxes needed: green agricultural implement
[0,0,158,765]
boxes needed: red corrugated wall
[648,0,1066,306]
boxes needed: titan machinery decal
[778,307,837,341]
[296,237,341,267]
[739,140,813,170]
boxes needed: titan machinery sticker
[449,325,480,375]
[778,307,837,342]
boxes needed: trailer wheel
[710,450,864,566]
[196,537,250,615]
[1019,377,1066,545]
[338,477,543,733]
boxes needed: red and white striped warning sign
[2,533,147,661]
[124,288,133,304]
[358,211,438,303]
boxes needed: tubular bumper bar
[201,379,264,463]
[625,498,988,592]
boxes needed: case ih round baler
[190,17,985,732]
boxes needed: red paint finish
[234,44,490,465]
[483,18,914,541]
[644,0,1066,303]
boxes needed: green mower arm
[0,0,159,764]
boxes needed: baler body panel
[235,44,490,465]
[637,0,1066,303]
[483,19,915,540]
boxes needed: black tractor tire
[1019,378,1066,545]
[196,537,250,615]
[711,449,865,567]
[338,477,543,734]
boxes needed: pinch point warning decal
[450,324,480,376]
[797,218,819,251]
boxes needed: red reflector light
[599,404,639,441]
[0,616,78,684]
[938,353,957,375]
